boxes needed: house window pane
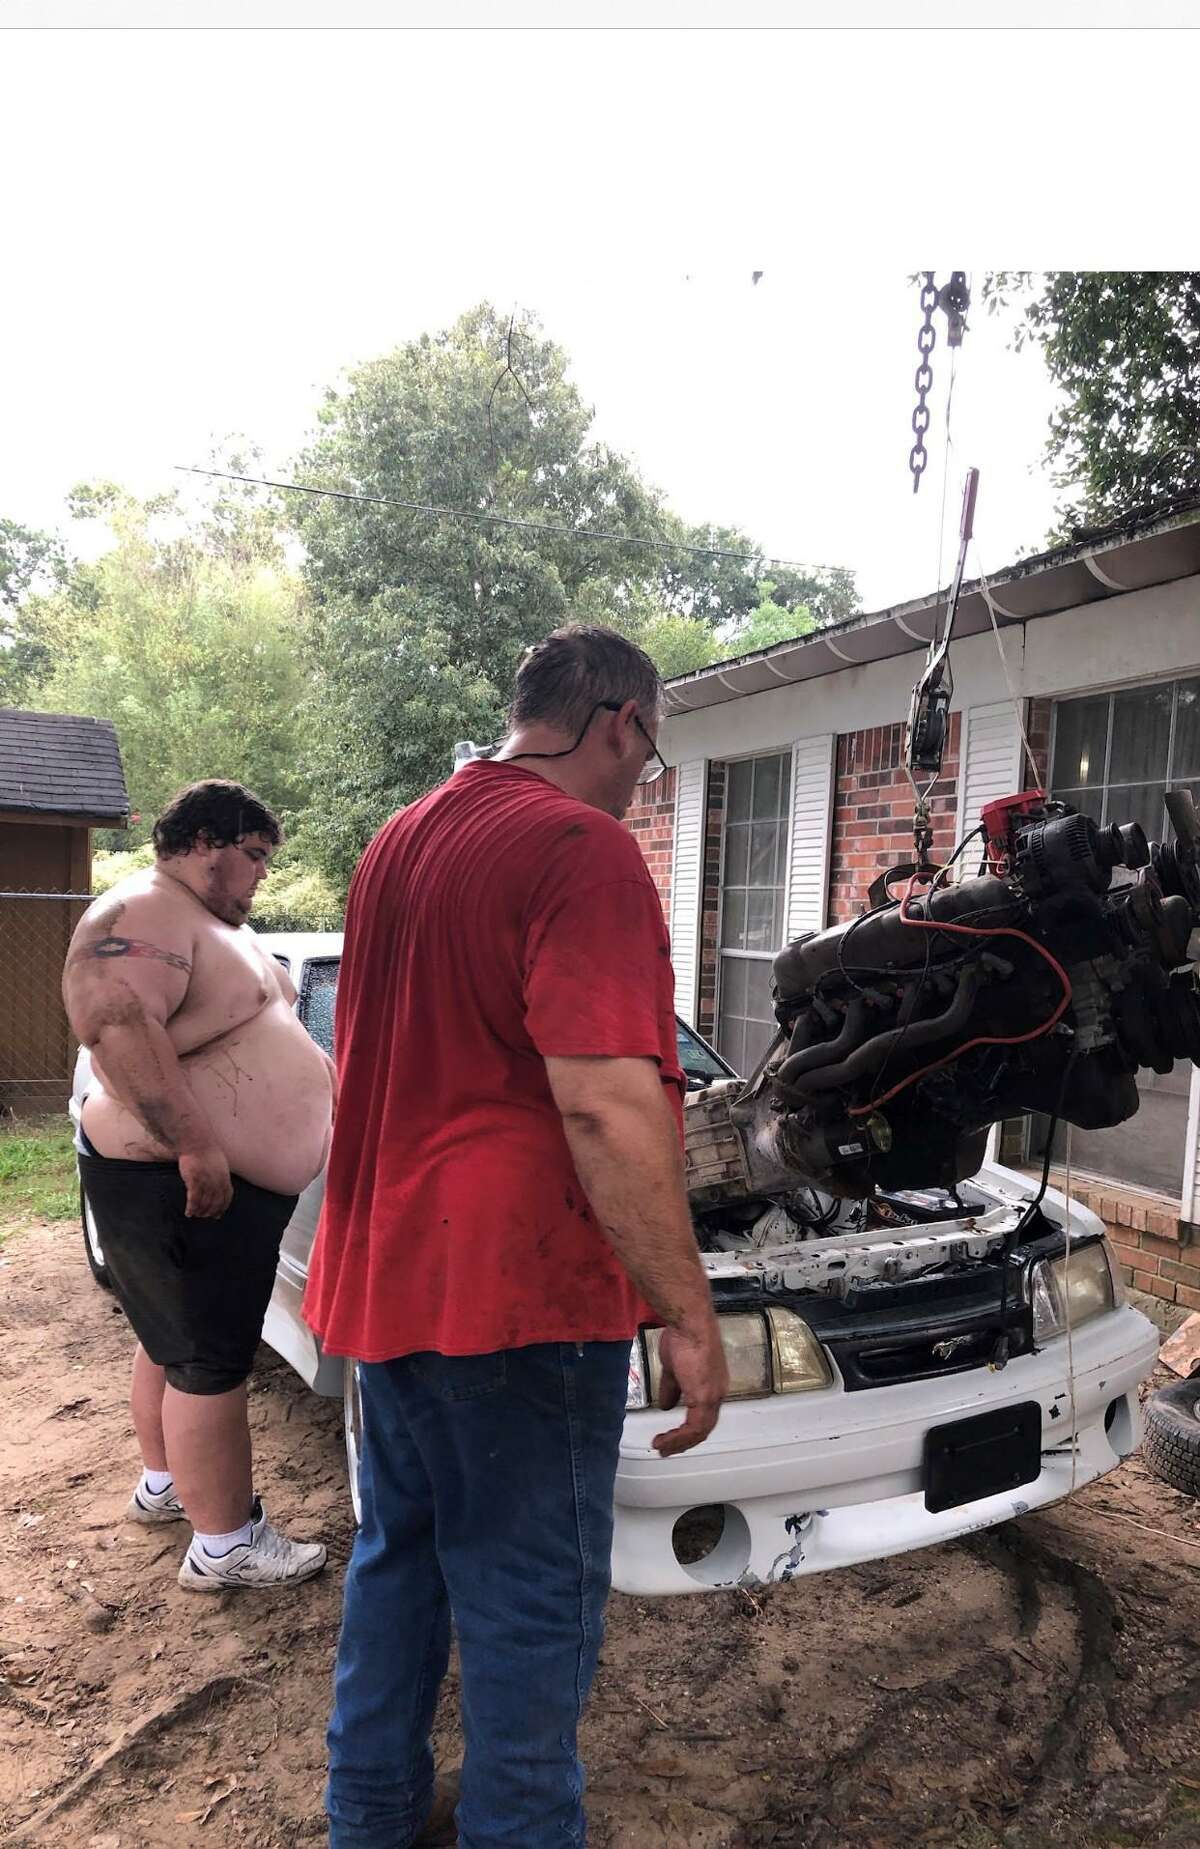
[1107,782,1168,846]
[721,888,747,950]
[1041,678,1200,1204]
[1174,678,1200,780]
[723,822,749,888]
[1053,787,1105,827]
[1109,684,1172,786]
[727,759,753,822]
[752,754,783,819]
[743,961,779,1073]
[749,821,778,886]
[1052,696,1109,791]
[745,890,777,951]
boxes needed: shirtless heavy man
[63,780,334,1592]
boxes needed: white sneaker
[127,1478,187,1525]
[177,1499,327,1593]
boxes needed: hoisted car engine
[687,786,1200,1208]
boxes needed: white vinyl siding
[784,734,835,939]
[956,700,1025,853]
[668,760,706,1026]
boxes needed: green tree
[0,517,66,703]
[33,481,312,847]
[728,581,818,655]
[985,271,1200,536]
[293,304,858,883]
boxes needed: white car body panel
[613,1301,1154,1595]
[73,935,1160,1595]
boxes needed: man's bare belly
[83,999,333,1197]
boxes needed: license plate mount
[923,1400,1042,1514]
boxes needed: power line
[174,465,850,577]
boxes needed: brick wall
[624,767,677,927]
[828,714,962,920]
[1043,1170,1200,1307]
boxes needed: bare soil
[4,1220,1200,1849]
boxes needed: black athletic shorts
[78,1146,297,1395]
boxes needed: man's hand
[179,1146,234,1219]
[653,1320,730,1457]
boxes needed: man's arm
[63,896,232,1218]
[543,1054,728,1458]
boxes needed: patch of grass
[0,1115,78,1228]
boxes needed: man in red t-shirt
[307,626,727,1849]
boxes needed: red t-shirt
[303,760,680,1361]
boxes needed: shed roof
[664,498,1200,715]
[0,709,130,824]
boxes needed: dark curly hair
[152,780,282,858]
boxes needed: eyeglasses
[504,701,668,787]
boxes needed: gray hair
[510,625,664,736]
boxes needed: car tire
[1143,1379,1200,1497]
[344,1359,364,1526]
[81,1184,112,1291]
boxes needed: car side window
[298,957,339,1057]
[676,1020,734,1087]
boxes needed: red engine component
[981,790,1047,872]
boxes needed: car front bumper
[611,1303,1158,1595]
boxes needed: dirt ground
[4,1222,1200,1849]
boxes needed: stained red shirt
[303,760,680,1361]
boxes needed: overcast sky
[2,25,1192,612]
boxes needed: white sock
[195,1518,255,1557]
[143,1469,173,1495]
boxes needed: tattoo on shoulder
[82,936,192,973]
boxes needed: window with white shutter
[716,753,792,1075]
[668,761,706,1026]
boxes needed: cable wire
[174,465,852,577]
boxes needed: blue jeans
[326,1341,630,1849]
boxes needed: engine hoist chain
[908,273,939,493]
[908,271,971,494]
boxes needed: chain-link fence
[0,889,92,1117]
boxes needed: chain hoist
[907,271,971,494]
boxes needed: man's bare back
[65,861,333,1198]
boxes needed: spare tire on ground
[1143,1378,1200,1497]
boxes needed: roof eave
[663,500,1200,716]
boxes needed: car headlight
[629,1307,831,1409]
[1030,1240,1116,1343]
[765,1305,834,1392]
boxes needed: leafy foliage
[730,582,818,655]
[91,845,156,893]
[985,271,1200,537]
[92,840,342,933]
[5,304,860,900]
[31,480,311,848]
[251,853,344,933]
[0,518,66,703]
[293,304,858,883]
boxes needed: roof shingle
[0,709,130,822]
